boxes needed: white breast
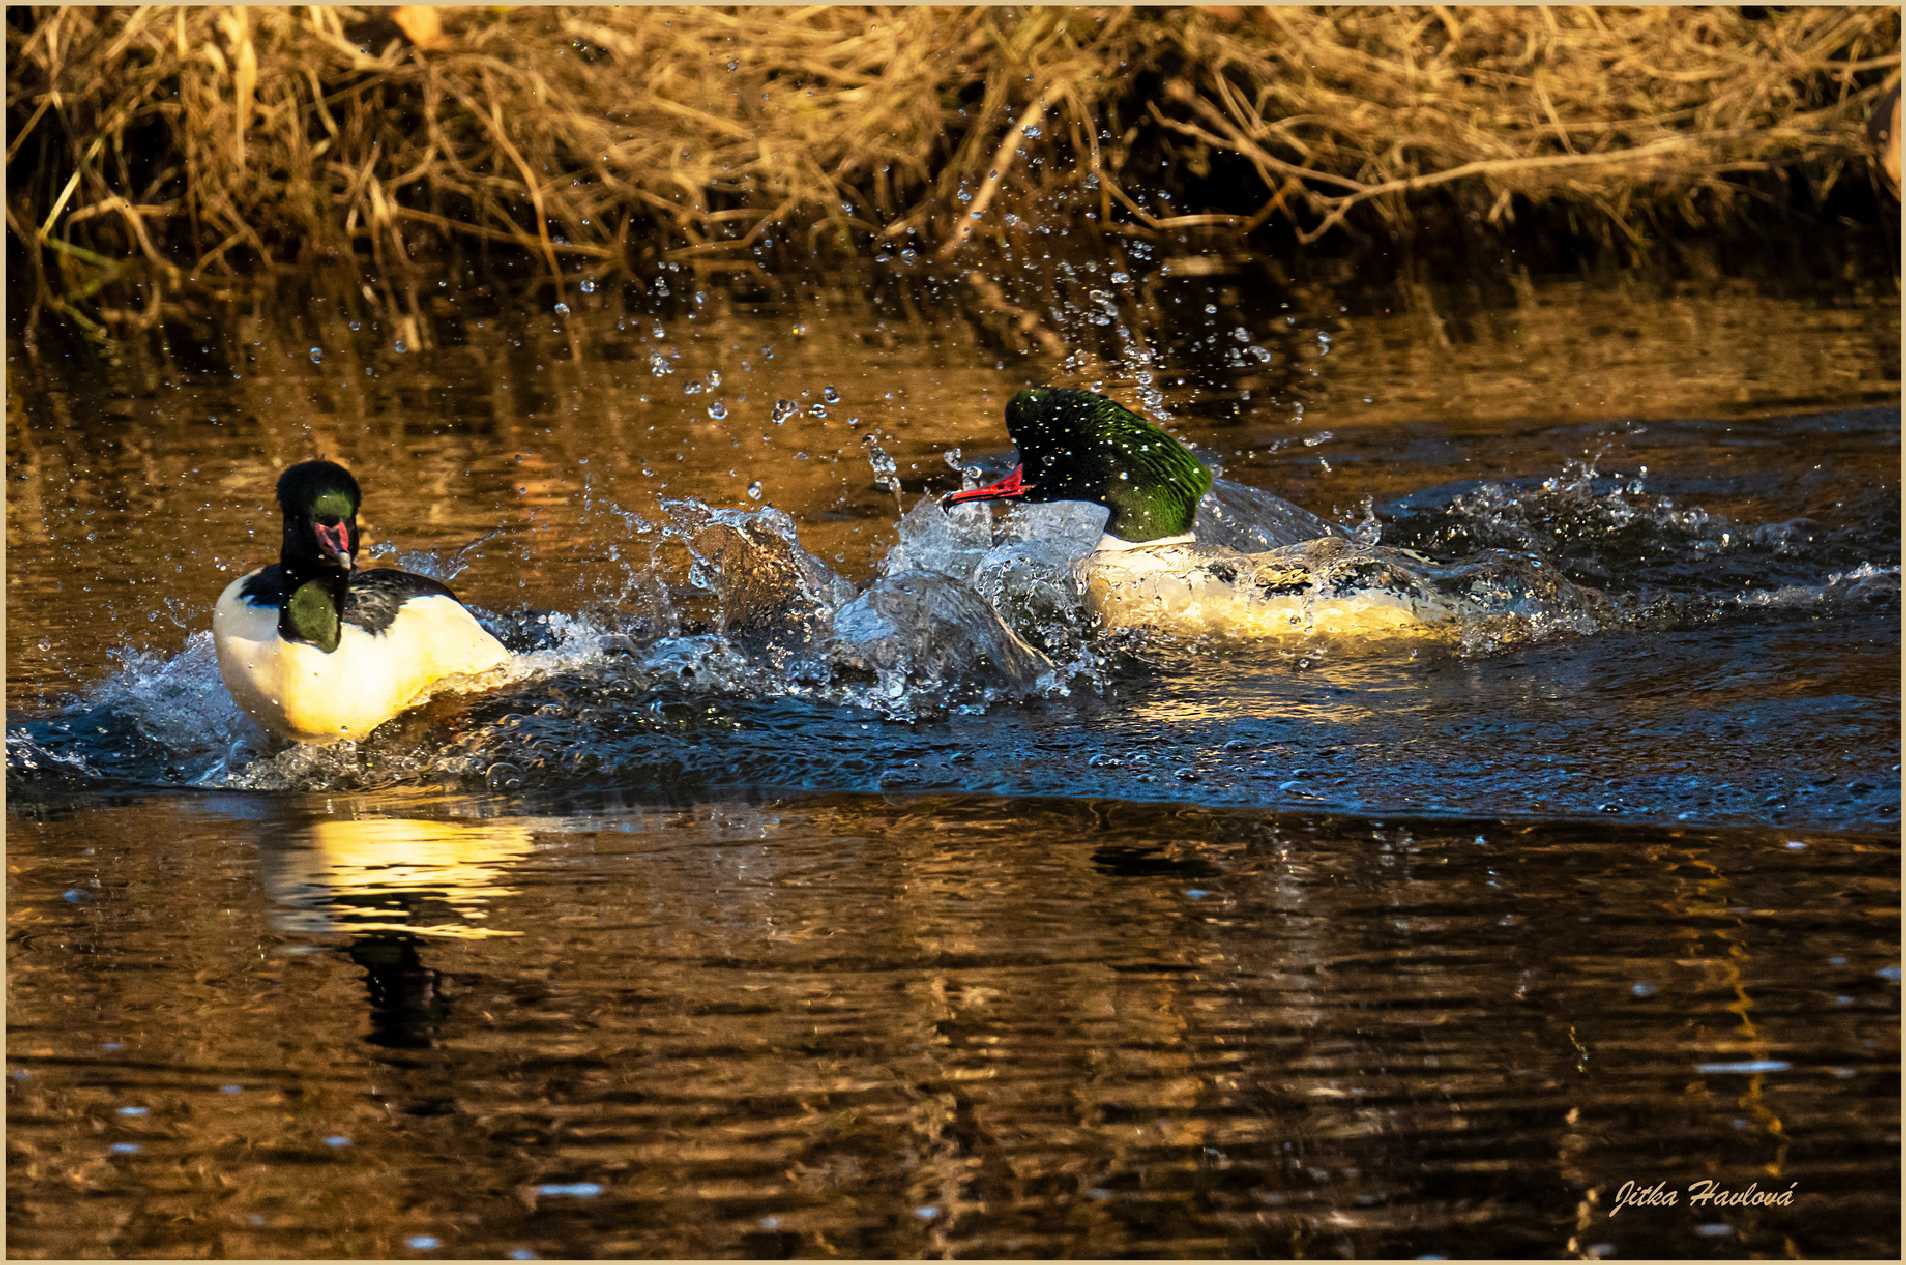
[214,573,510,744]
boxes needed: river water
[7,243,1900,1257]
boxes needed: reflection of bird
[1870,83,1900,198]
[260,814,535,1053]
[214,461,509,743]
[348,932,450,1050]
[259,815,536,939]
[943,389,1453,638]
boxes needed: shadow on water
[6,247,1899,1257]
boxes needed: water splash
[8,461,1894,797]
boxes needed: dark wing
[237,565,293,608]
[343,568,463,634]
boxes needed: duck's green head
[943,388,1212,543]
[276,460,361,573]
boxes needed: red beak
[314,521,353,568]
[942,463,1030,508]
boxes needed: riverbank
[7,5,1899,337]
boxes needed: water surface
[7,249,1900,1256]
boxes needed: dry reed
[7,5,1898,337]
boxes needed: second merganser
[943,388,1455,639]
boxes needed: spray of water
[8,462,1892,795]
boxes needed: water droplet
[578,279,596,294]
[746,481,763,500]
[323,1134,352,1148]
[405,1234,441,1251]
[393,339,408,354]
[822,386,841,404]
[553,302,571,316]
[116,1105,148,1116]
[708,402,728,421]
[110,1142,141,1155]
[863,438,899,491]
[308,346,323,364]
[535,1182,603,1198]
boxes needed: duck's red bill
[314,521,353,566]
[943,463,1030,507]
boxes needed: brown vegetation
[6,5,1899,335]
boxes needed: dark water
[7,248,1901,1257]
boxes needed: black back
[342,569,461,634]
[240,565,462,636]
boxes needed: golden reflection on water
[1122,647,1424,729]
[260,814,536,939]
[4,793,1898,1257]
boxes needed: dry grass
[7,5,1898,337]
[1169,6,1900,245]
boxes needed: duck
[213,460,510,743]
[942,387,1456,639]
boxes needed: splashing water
[7,457,1895,807]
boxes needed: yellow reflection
[262,815,536,940]
[1122,648,1416,729]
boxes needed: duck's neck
[277,560,347,652]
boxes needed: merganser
[943,388,1456,638]
[213,460,510,743]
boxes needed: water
[7,249,1900,1257]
